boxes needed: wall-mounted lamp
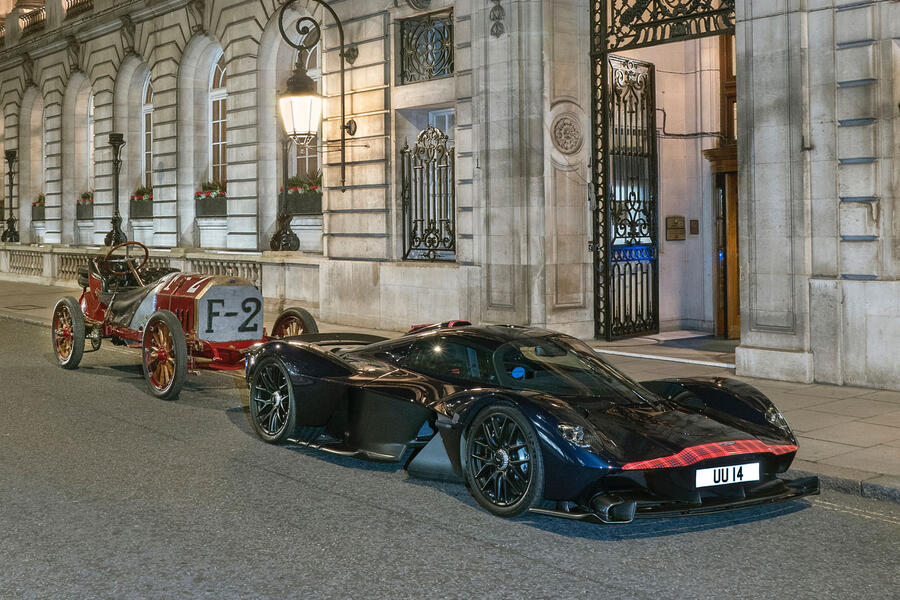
[271,0,357,251]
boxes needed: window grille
[210,54,227,185]
[398,11,454,85]
[400,125,455,261]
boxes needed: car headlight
[765,405,792,433]
[558,423,592,448]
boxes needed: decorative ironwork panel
[603,56,658,339]
[400,125,456,261]
[399,11,454,85]
[595,0,735,53]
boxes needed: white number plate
[695,462,760,488]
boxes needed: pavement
[0,315,897,599]
[1,276,899,505]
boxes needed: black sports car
[243,321,819,523]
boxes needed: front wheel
[465,405,545,518]
[271,307,318,338]
[141,310,187,400]
[52,297,85,369]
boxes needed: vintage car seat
[78,258,179,327]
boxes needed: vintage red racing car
[51,241,317,400]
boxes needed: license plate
[695,462,760,488]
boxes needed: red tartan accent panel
[621,440,798,471]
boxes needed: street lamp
[270,0,356,251]
[1,150,18,243]
[104,132,127,247]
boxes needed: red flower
[32,201,37,206]
[310,185,318,190]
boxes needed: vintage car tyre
[464,405,545,518]
[52,296,85,370]
[141,310,188,401]
[248,357,301,443]
[271,307,319,338]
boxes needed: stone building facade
[0,0,897,391]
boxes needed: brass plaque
[666,216,686,241]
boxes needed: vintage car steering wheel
[102,241,150,286]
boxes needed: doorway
[591,1,737,341]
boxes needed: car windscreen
[382,332,654,405]
[492,336,654,403]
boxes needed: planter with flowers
[32,194,45,221]
[195,181,227,217]
[76,191,94,220]
[129,186,153,219]
[281,173,322,215]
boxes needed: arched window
[142,76,153,189]
[87,94,95,188]
[291,44,321,181]
[210,54,227,184]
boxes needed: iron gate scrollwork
[591,0,734,340]
[400,125,456,261]
[606,56,658,339]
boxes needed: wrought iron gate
[400,125,456,261]
[591,0,735,340]
[605,56,658,339]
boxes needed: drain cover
[4,304,44,310]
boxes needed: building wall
[0,0,594,336]
[735,0,900,390]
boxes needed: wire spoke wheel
[248,358,297,443]
[145,320,176,392]
[141,310,187,400]
[271,307,318,339]
[53,306,74,361]
[52,296,85,369]
[465,406,544,517]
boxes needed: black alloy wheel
[465,405,544,517]
[249,358,297,444]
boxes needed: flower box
[130,199,153,219]
[284,190,322,215]
[196,196,227,217]
[76,203,93,220]
[32,205,45,221]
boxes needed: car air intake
[590,494,637,524]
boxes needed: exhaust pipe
[590,494,637,524]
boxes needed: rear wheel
[248,358,298,443]
[272,307,318,338]
[52,297,85,369]
[465,405,544,518]
[141,310,187,400]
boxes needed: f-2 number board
[196,285,264,343]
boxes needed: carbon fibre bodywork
[244,324,819,522]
